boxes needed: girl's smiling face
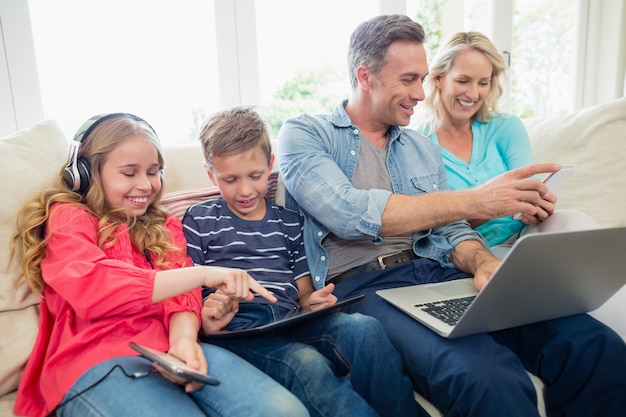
[100,134,162,216]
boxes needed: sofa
[1,96,625,416]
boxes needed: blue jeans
[211,304,423,417]
[57,343,309,417]
[332,258,626,417]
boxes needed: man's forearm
[380,190,478,236]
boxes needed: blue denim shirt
[277,101,486,289]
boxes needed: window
[254,0,379,136]
[28,0,220,144]
[406,0,578,116]
[3,0,623,141]
[510,0,576,116]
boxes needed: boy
[182,106,422,417]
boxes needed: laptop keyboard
[414,296,475,325]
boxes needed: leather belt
[328,249,417,285]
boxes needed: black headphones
[62,113,158,195]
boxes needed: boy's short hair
[198,106,272,170]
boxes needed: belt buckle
[377,250,403,270]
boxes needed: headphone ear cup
[62,157,91,195]
[75,157,91,196]
[62,164,77,191]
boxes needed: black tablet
[202,294,365,340]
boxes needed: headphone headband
[63,112,158,195]
[72,112,157,144]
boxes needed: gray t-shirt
[324,136,413,279]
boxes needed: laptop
[202,294,365,340]
[376,227,626,339]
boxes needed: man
[277,14,626,417]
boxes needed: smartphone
[512,166,575,220]
[129,341,220,386]
[541,165,575,193]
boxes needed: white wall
[0,0,43,137]
[576,0,626,108]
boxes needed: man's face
[368,40,428,127]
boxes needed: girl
[10,113,308,417]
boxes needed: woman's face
[435,48,493,124]
[100,135,162,216]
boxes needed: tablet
[129,341,220,386]
[202,294,365,340]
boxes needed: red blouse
[15,203,201,417]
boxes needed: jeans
[211,304,423,417]
[57,343,309,417]
[332,258,626,417]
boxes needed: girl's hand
[162,337,207,393]
[202,266,277,303]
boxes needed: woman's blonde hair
[11,114,180,295]
[420,31,509,135]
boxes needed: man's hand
[450,240,501,290]
[516,191,557,224]
[471,256,501,290]
[470,162,561,220]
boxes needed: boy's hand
[200,291,239,333]
[306,284,337,312]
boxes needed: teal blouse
[418,113,533,246]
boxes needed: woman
[417,32,597,254]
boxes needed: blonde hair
[11,115,181,295]
[421,31,508,135]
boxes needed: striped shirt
[182,197,309,310]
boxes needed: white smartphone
[130,341,220,386]
[512,166,575,220]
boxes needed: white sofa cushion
[0,120,69,396]
[524,97,626,228]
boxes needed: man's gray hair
[348,14,426,89]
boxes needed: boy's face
[208,147,274,220]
